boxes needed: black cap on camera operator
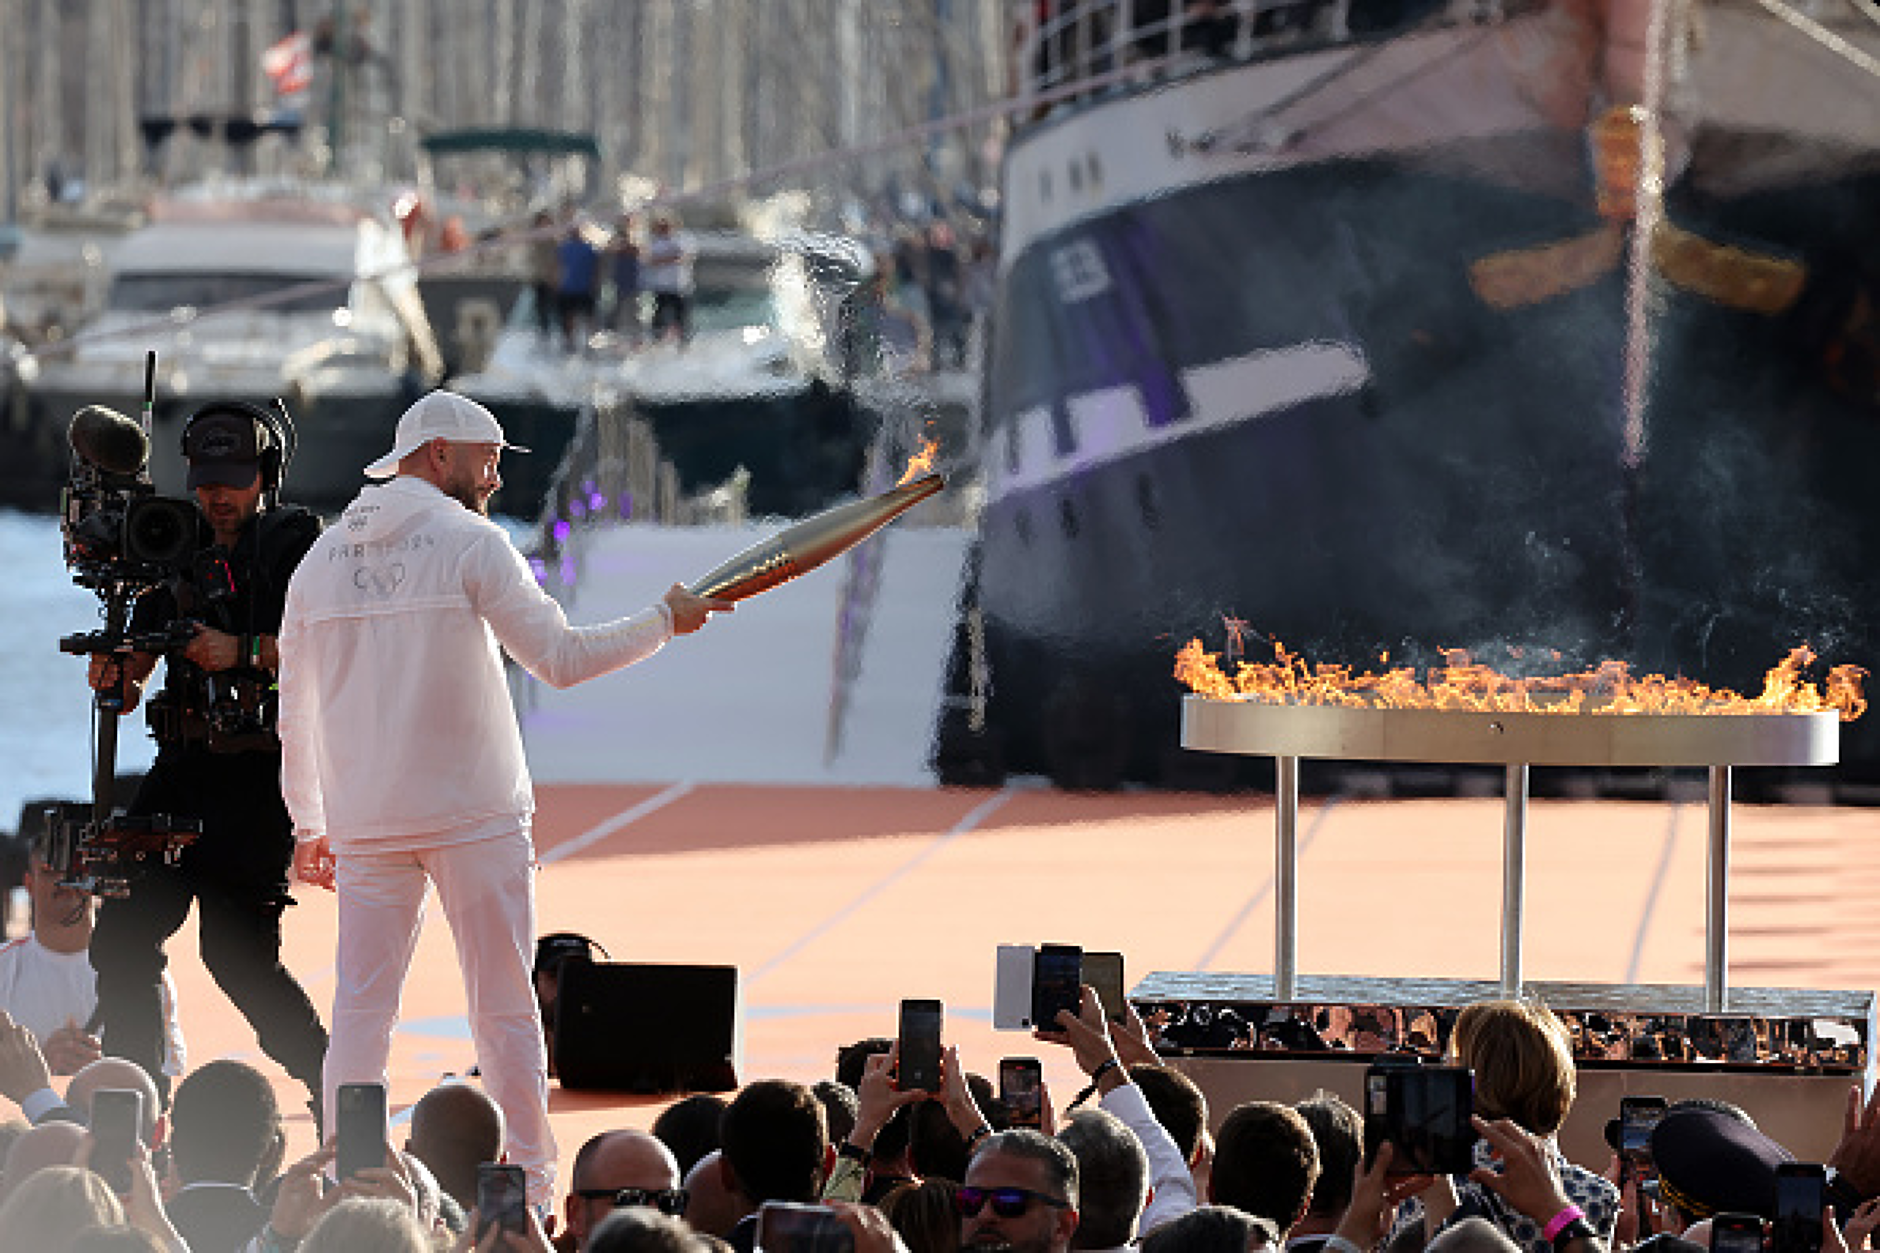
[82,401,329,1114]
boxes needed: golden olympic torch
[689,473,946,603]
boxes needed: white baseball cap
[364,390,529,479]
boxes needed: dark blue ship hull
[971,25,1880,789]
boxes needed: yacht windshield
[109,271,345,314]
[690,256,777,332]
[691,287,777,333]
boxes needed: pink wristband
[1542,1206,1586,1241]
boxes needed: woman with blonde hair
[1393,999,1618,1253]
[299,1197,435,1253]
[0,1164,123,1253]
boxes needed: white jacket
[278,476,672,850]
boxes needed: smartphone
[897,998,944,1093]
[1772,1162,1827,1253]
[476,1162,529,1238]
[994,944,1037,1030]
[89,1087,142,1194]
[1712,1213,1766,1253]
[1083,950,1127,1024]
[1031,943,1083,1031]
[757,1200,856,1253]
[336,1081,389,1180]
[1364,1062,1474,1175]
[1619,1096,1667,1169]
[999,1056,1044,1130]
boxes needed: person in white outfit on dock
[277,390,730,1206]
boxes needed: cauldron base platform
[1131,972,1874,1166]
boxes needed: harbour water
[0,508,155,831]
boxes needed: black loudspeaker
[553,961,742,1093]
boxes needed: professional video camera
[58,404,201,633]
[52,378,201,896]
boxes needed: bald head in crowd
[406,1083,505,1211]
[563,1129,684,1252]
[682,1149,750,1239]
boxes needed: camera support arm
[90,587,131,830]
[54,579,201,896]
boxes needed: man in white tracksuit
[277,390,729,1205]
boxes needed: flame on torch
[897,435,939,487]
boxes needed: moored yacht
[25,190,442,507]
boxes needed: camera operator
[84,401,329,1116]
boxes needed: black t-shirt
[129,503,321,706]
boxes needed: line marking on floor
[1626,801,1684,985]
[540,781,698,864]
[1192,794,1343,971]
[746,784,1019,987]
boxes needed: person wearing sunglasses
[562,1129,688,1251]
[958,1129,1081,1253]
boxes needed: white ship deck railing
[1016,0,1359,110]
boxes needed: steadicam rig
[53,361,203,895]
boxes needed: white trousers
[323,827,556,1206]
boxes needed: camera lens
[124,497,196,566]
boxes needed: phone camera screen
[1031,947,1082,1029]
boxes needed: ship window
[110,271,341,313]
[1136,473,1160,529]
[1059,496,1079,540]
[1068,160,1083,193]
[1087,154,1103,189]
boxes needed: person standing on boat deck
[527,209,559,342]
[556,221,601,354]
[608,214,643,343]
[84,402,330,1116]
[643,214,694,344]
[276,389,731,1207]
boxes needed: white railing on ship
[1017,0,1356,108]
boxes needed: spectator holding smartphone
[1391,1000,1618,1253]
[1037,986,1197,1237]
[825,1046,943,1204]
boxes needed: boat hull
[973,13,1880,788]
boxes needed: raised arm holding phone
[1038,985,1198,1234]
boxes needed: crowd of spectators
[511,197,993,378]
[5,969,1880,1253]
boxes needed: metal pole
[1706,764,1731,1012]
[1275,754,1299,1000]
[1501,762,1529,997]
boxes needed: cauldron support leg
[1501,762,1529,997]
[1706,765,1731,1012]
[1275,754,1299,1000]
